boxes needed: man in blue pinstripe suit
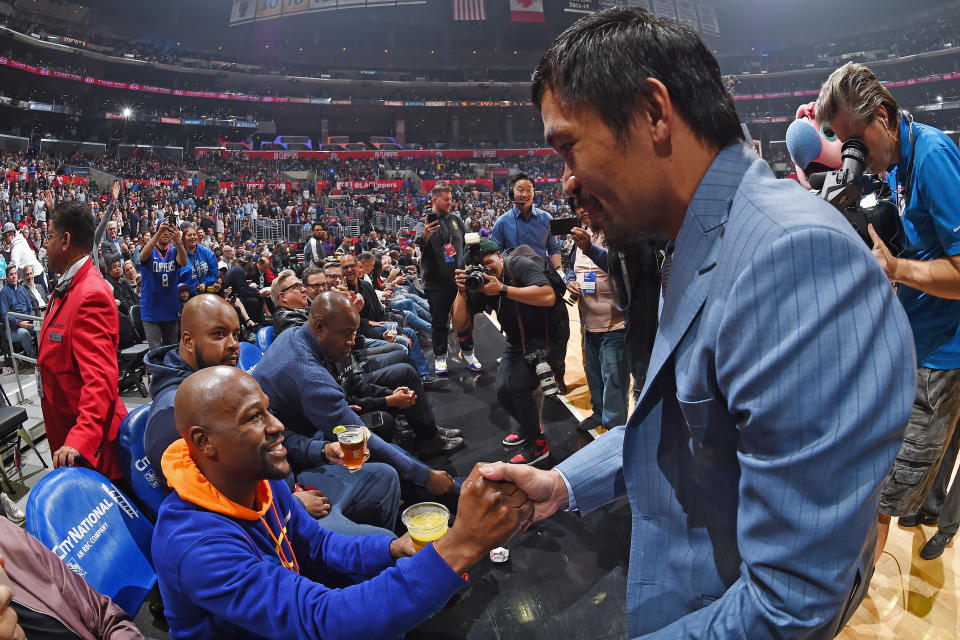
[480,8,916,638]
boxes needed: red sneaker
[507,440,550,465]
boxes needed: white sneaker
[1,492,24,524]
[434,354,448,375]
[459,351,482,372]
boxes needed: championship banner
[696,3,719,36]
[651,0,675,19]
[229,0,425,26]
[673,0,698,29]
[421,179,493,192]
[564,1,650,14]
[509,0,544,22]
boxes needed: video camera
[809,138,902,255]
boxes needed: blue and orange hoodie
[151,440,467,640]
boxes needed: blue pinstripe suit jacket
[556,143,916,638]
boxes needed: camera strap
[898,110,918,213]
[504,256,549,357]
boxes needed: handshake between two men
[423,462,568,573]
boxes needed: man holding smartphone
[140,216,187,349]
[414,183,481,375]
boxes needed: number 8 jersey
[140,244,181,323]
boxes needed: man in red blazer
[37,200,126,480]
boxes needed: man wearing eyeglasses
[272,270,309,337]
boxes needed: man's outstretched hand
[477,462,569,527]
[433,463,534,574]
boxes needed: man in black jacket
[271,269,310,337]
[414,183,480,375]
[340,254,445,389]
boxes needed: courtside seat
[256,325,274,353]
[25,467,157,616]
[115,403,166,519]
[238,341,262,373]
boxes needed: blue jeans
[583,329,628,428]
[296,461,400,533]
[389,297,432,324]
[10,326,36,358]
[397,291,430,313]
[373,326,429,376]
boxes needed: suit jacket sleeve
[555,426,626,514]
[64,287,122,465]
[641,228,914,638]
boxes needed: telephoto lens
[534,360,559,397]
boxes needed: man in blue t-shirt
[139,218,187,349]
[820,62,960,561]
[490,172,562,269]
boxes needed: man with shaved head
[145,294,400,535]
[253,291,462,499]
[152,366,533,640]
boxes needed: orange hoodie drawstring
[259,502,300,574]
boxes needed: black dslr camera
[809,138,902,255]
[463,232,490,292]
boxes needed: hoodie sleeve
[171,513,465,640]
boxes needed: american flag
[452,0,486,20]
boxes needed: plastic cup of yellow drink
[401,502,450,551]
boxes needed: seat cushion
[120,344,150,359]
[0,405,28,438]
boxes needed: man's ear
[188,425,215,458]
[643,77,674,145]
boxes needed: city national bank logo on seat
[51,483,140,569]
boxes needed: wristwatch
[499,283,509,298]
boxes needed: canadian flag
[452,0,486,20]
[509,0,544,22]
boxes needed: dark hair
[302,265,324,281]
[313,222,324,231]
[510,172,534,191]
[51,200,95,252]
[357,251,375,262]
[531,7,742,150]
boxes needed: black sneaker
[417,434,465,458]
[919,531,954,560]
[899,511,939,527]
[437,426,461,438]
[421,374,449,390]
[502,432,527,447]
[507,440,550,465]
[577,416,601,433]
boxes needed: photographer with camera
[818,62,960,561]
[452,237,557,465]
[415,183,481,375]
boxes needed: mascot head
[785,102,843,189]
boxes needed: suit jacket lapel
[635,144,755,415]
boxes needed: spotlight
[122,107,133,118]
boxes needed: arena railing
[4,311,42,404]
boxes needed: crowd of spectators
[0,150,567,362]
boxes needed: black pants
[495,345,541,443]
[362,362,439,441]
[425,288,473,357]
